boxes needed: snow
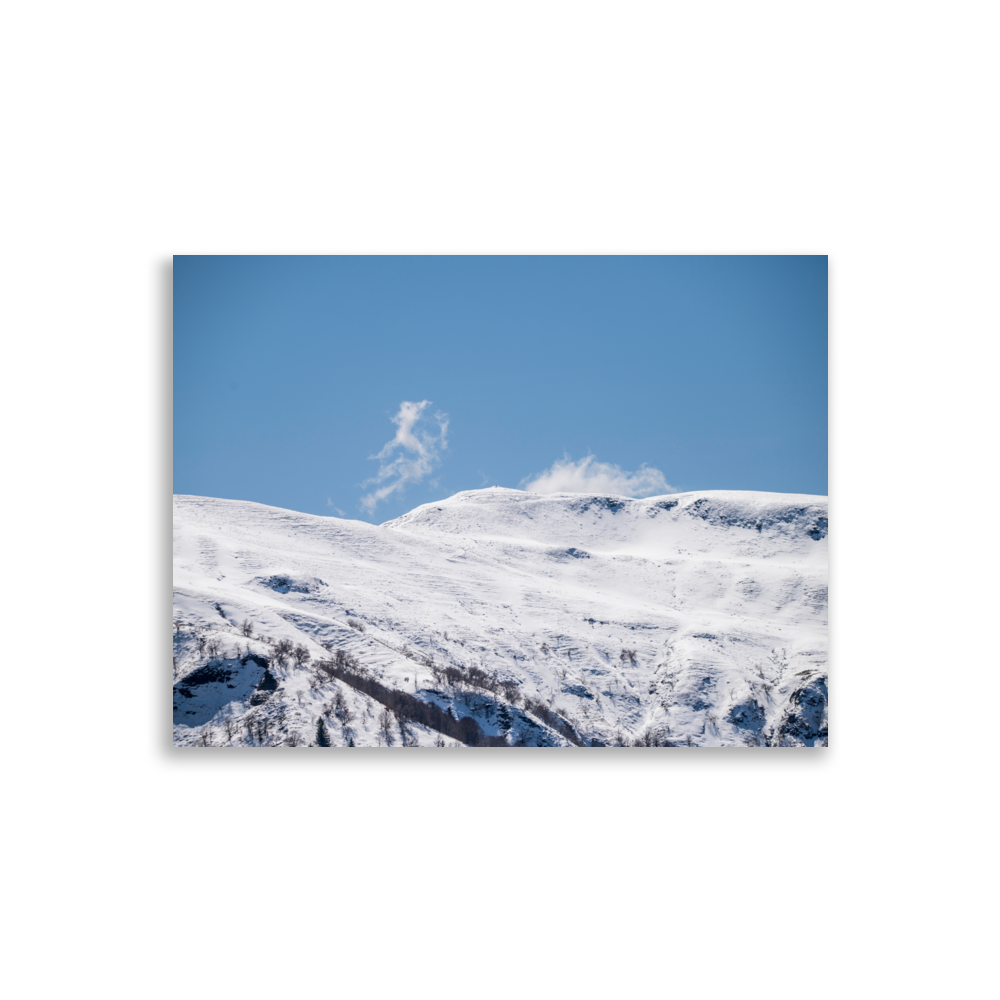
[173,486,828,747]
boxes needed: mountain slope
[173,487,828,747]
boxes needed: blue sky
[173,255,827,521]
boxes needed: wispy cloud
[360,400,449,513]
[521,454,675,497]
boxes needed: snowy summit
[173,487,828,747]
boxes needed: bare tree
[398,715,414,746]
[499,679,521,705]
[378,707,395,745]
[240,619,254,637]
[347,618,365,632]
[257,716,272,743]
[332,688,352,723]
[292,643,311,668]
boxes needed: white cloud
[521,454,675,497]
[360,400,449,512]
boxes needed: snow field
[173,487,828,747]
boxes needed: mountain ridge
[173,487,828,747]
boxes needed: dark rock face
[648,499,679,514]
[776,672,828,746]
[255,664,278,691]
[172,654,270,725]
[567,496,631,515]
[728,699,766,733]
[173,663,240,698]
[259,575,318,594]
[683,496,828,540]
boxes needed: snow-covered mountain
[173,487,828,747]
